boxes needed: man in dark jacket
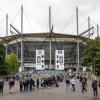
[65,78,70,92]
[0,80,4,93]
[19,78,23,92]
[81,78,87,93]
[36,78,39,90]
[92,78,98,96]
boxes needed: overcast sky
[0,0,100,38]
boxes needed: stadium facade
[1,33,86,71]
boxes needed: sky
[0,0,100,38]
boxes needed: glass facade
[7,40,85,68]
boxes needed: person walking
[36,78,40,90]
[0,79,4,93]
[81,78,87,93]
[29,78,34,91]
[92,77,98,96]
[19,78,23,92]
[23,78,26,91]
[71,77,76,91]
[65,77,70,92]
[9,78,15,92]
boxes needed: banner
[55,50,64,70]
[36,50,45,70]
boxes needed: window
[58,50,62,54]
[37,56,41,64]
[42,60,44,63]
[59,56,63,63]
[42,65,44,68]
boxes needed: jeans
[93,88,98,96]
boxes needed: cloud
[0,0,99,38]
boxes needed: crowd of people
[0,73,100,97]
[65,75,100,97]
[18,74,64,92]
[0,74,64,93]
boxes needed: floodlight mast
[76,7,79,69]
[6,14,8,57]
[76,7,94,71]
[21,5,23,71]
[97,24,99,37]
[49,6,52,69]
[88,16,90,37]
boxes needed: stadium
[0,6,93,72]
[0,32,86,71]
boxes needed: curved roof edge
[0,32,88,43]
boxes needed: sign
[36,50,45,70]
[83,67,86,72]
[55,50,64,70]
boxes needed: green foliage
[0,43,8,75]
[0,43,20,75]
[0,64,8,75]
[82,37,100,76]
[93,51,100,76]
[5,53,20,74]
[0,43,5,64]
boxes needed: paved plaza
[0,80,100,100]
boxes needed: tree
[5,53,20,74]
[82,37,100,76]
[93,51,100,75]
[82,39,96,65]
[93,37,100,75]
[0,64,8,76]
[0,43,5,64]
[0,43,8,75]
